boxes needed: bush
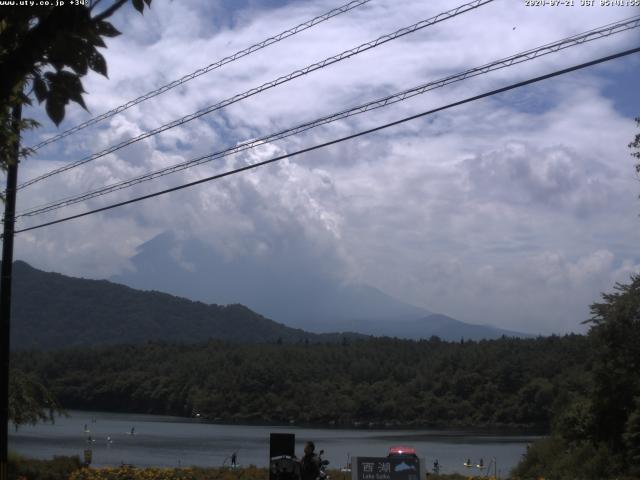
[69,466,268,480]
[510,436,630,480]
[8,453,83,480]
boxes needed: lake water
[9,410,540,477]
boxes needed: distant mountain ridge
[8,261,359,350]
[9,256,528,350]
[112,232,529,341]
[112,232,433,326]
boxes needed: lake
[9,410,540,476]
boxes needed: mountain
[112,232,432,326]
[8,261,360,350]
[112,232,529,341]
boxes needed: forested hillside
[12,335,589,429]
[10,260,525,347]
[9,261,359,349]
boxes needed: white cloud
[9,0,640,334]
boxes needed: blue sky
[10,0,640,334]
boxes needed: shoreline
[61,409,549,436]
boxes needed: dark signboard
[269,433,297,480]
[352,456,423,480]
[270,433,295,458]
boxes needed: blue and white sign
[352,456,423,480]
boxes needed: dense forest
[12,334,590,430]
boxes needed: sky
[9,0,640,335]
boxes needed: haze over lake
[9,411,538,476]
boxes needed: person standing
[231,451,237,468]
[300,441,320,480]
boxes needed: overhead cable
[16,15,640,219]
[17,0,495,190]
[27,0,374,152]
[11,46,640,236]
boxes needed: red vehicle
[388,446,418,458]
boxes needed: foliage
[7,452,83,480]
[631,116,640,174]
[12,334,590,430]
[67,466,478,480]
[587,275,640,453]
[0,0,152,170]
[514,275,640,479]
[0,99,39,179]
[622,399,640,477]
[69,465,268,480]
[5,457,500,480]
[8,367,64,430]
[510,435,620,480]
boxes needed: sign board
[352,456,423,480]
[270,433,295,458]
[269,433,297,480]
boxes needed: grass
[8,454,499,480]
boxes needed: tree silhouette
[0,0,152,170]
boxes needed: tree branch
[0,13,57,105]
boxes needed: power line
[16,15,640,219]
[17,0,495,191]
[27,0,374,152]
[12,46,640,236]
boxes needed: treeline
[512,275,640,479]
[12,334,590,429]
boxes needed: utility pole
[0,103,22,480]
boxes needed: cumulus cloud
[9,0,640,334]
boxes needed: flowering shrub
[69,466,269,480]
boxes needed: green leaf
[55,70,85,94]
[47,33,93,76]
[45,95,66,126]
[88,51,107,77]
[132,0,144,13]
[44,71,88,117]
[33,75,48,103]
[50,59,65,71]
[95,20,121,38]
[86,30,107,48]
[66,50,90,76]
[22,119,41,130]
[69,91,87,111]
